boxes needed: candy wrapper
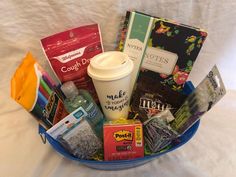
[130,78,187,122]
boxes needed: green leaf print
[187,60,193,67]
[175,29,179,34]
[186,43,195,55]
[167,31,172,36]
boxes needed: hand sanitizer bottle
[61,81,105,139]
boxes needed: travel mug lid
[87,51,133,81]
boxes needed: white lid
[61,81,78,98]
[87,51,134,81]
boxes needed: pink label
[41,24,103,102]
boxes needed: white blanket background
[1,0,236,177]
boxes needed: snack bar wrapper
[11,52,68,129]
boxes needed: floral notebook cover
[118,11,208,121]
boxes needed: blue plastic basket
[39,81,199,170]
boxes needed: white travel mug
[87,51,134,120]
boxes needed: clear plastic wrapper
[143,110,178,153]
[57,119,102,159]
[47,107,102,160]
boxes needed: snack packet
[130,78,187,122]
[41,24,103,102]
[11,52,68,129]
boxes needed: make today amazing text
[105,90,129,112]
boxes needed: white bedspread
[1,1,236,177]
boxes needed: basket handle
[38,125,47,144]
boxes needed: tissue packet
[47,107,102,160]
[171,65,226,134]
[41,24,103,102]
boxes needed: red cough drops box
[41,24,103,102]
[103,119,144,161]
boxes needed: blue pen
[37,91,48,109]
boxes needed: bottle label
[85,102,100,124]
